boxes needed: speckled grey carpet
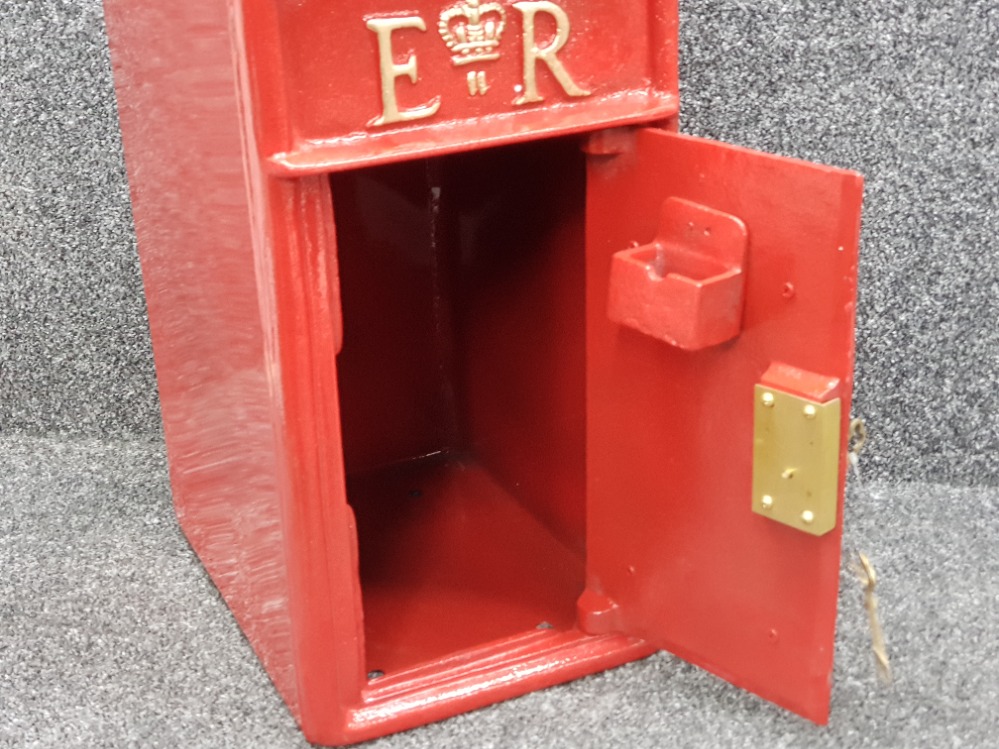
[3,436,997,748]
[2,0,998,747]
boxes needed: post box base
[346,628,654,744]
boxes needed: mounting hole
[408,489,423,498]
[368,670,385,680]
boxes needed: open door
[582,128,863,723]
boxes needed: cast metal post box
[104,0,863,743]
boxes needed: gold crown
[438,0,507,66]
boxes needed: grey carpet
[3,0,999,746]
[1,0,997,486]
[2,436,996,748]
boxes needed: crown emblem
[438,0,507,67]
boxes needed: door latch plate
[752,384,841,536]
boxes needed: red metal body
[104,1,862,744]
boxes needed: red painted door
[584,128,863,723]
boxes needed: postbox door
[584,128,863,723]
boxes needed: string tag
[846,418,893,686]
[850,551,893,685]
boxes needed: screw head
[803,404,817,419]
[802,510,815,524]
[762,392,775,408]
[761,495,774,510]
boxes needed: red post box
[104,1,863,744]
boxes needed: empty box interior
[332,136,588,677]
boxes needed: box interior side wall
[331,137,588,675]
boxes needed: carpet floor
[1,436,995,748]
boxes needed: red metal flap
[583,128,863,723]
